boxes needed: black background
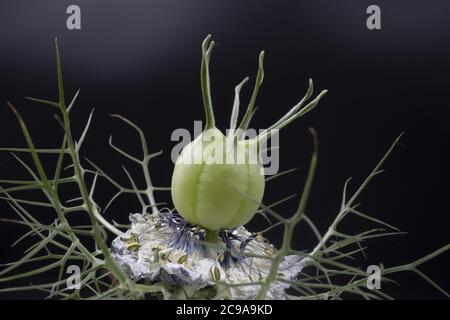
[0,0,449,299]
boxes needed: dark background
[0,0,449,299]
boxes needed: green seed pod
[172,128,265,230]
[171,35,327,231]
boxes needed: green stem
[205,229,219,243]
[201,35,215,130]
[238,51,264,132]
[255,128,318,300]
[54,39,131,288]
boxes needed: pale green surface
[171,128,265,230]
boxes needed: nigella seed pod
[171,128,265,230]
[171,35,327,232]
